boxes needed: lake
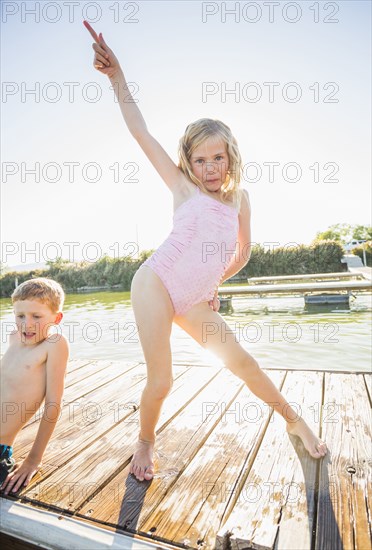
[1,290,371,373]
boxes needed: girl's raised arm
[84,21,185,192]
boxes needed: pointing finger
[83,20,99,43]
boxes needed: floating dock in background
[1,359,371,550]
[246,271,366,284]
[218,269,371,308]
[219,278,371,296]
[348,265,372,281]
[304,293,351,305]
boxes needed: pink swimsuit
[139,186,239,315]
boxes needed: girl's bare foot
[129,437,155,481]
[286,417,327,459]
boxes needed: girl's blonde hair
[177,118,243,210]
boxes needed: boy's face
[190,137,229,193]
[13,299,63,346]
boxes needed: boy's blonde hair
[178,118,243,209]
[11,278,65,313]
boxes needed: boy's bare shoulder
[44,333,69,354]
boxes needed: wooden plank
[139,371,286,549]
[65,358,94,374]
[272,370,324,550]
[9,363,157,490]
[20,360,114,429]
[21,361,137,431]
[13,365,146,464]
[217,370,323,550]
[63,360,114,388]
[19,359,100,429]
[14,363,191,468]
[62,361,141,403]
[315,373,372,550]
[19,365,223,510]
[76,367,258,530]
[234,367,369,375]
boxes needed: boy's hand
[0,458,41,495]
[209,290,220,312]
[83,20,121,79]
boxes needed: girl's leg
[130,266,175,481]
[173,302,327,459]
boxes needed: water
[1,291,371,372]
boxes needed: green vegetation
[239,240,345,279]
[313,223,371,267]
[0,242,346,298]
[314,223,372,243]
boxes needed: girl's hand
[209,290,220,312]
[83,20,121,79]
[0,458,42,495]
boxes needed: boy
[0,277,69,495]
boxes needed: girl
[84,21,327,482]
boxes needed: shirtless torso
[1,331,61,445]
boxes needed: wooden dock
[246,272,367,284]
[219,271,372,298]
[1,359,371,550]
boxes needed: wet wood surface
[2,360,371,550]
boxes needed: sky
[1,0,371,268]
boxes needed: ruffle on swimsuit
[139,185,239,315]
